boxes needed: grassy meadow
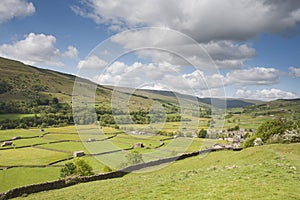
[0,124,215,192]
[14,143,300,200]
[0,102,299,198]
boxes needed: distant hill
[0,57,256,110]
[197,98,255,108]
[242,98,300,120]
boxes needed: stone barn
[73,150,85,157]
[88,138,96,142]
[12,136,21,140]
[133,142,144,148]
[2,141,13,147]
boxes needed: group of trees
[60,158,94,178]
[0,99,74,130]
[243,118,300,148]
[98,112,185,126]
[227,125,240,132]
[60,152,145,178]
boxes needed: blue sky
[1,0,300,101]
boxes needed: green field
[0,167,61,193]
[0,148,69,166]
[0,118,299,198]
[14,143,300,200]
[0,125,214,192]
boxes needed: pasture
[15,143,300,200]
[0,124,214,192]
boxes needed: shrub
[102,165,113,173]
[198,129,207,138]
[256,118,292,142]
[119,151,144,168]
[73,158,94,176]
[60,158,94,178]
[243,135,257,148]
[60,162,76,178]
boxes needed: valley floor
[14,143,300,200]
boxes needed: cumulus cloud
[289,67,300,77]
[77,55,107,69]
[111,29,256,69]
[0,33,78,67]
[91,60,225,97]
[235,88,296,100]
[72,0,300,42]
[226,67,280,85]
[0,0,35,23]
[72,1,299,71]
[63,46,79,59]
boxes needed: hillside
[0,57,254,109]
[2,57,300,132]
[14,143,300,200]
[242,98,300,121]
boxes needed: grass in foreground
[0,167,60,193]
[15,143,300,200]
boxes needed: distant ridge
[0,56,259,108]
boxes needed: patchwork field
[0,125,216,192]
[0,109,298,198]
[14,143,300,200]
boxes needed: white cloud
[92,60,225,97]
[77,55,108,69]
[111,29,256,69]
[226,67,280,85]
[235,88,296,101]
[72,0,300,42]
[0,33,78,67]
[0,0,35,23]
[63,46,79,59]
[289,67,300,77]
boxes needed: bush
[243,135,257,148]
[102,165,113,173]
[256,118,292,142]
[198,129,207,138]
[60,162,76,178]
[60,158,94,178]
[126,151,144,166]
[73,158,94,176]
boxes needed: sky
[1,0,300,101]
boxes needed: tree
[60,162,76,178]
[125,151,144,165]
[243,135,257,148]
[198,129,207,138]
[73,158,94,176]
[60,158,94,178]
[256,118,292,142]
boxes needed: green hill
[14,143,300,200]
[0,56,255,109]
[242,98,300,121]
[0,56,261,129]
